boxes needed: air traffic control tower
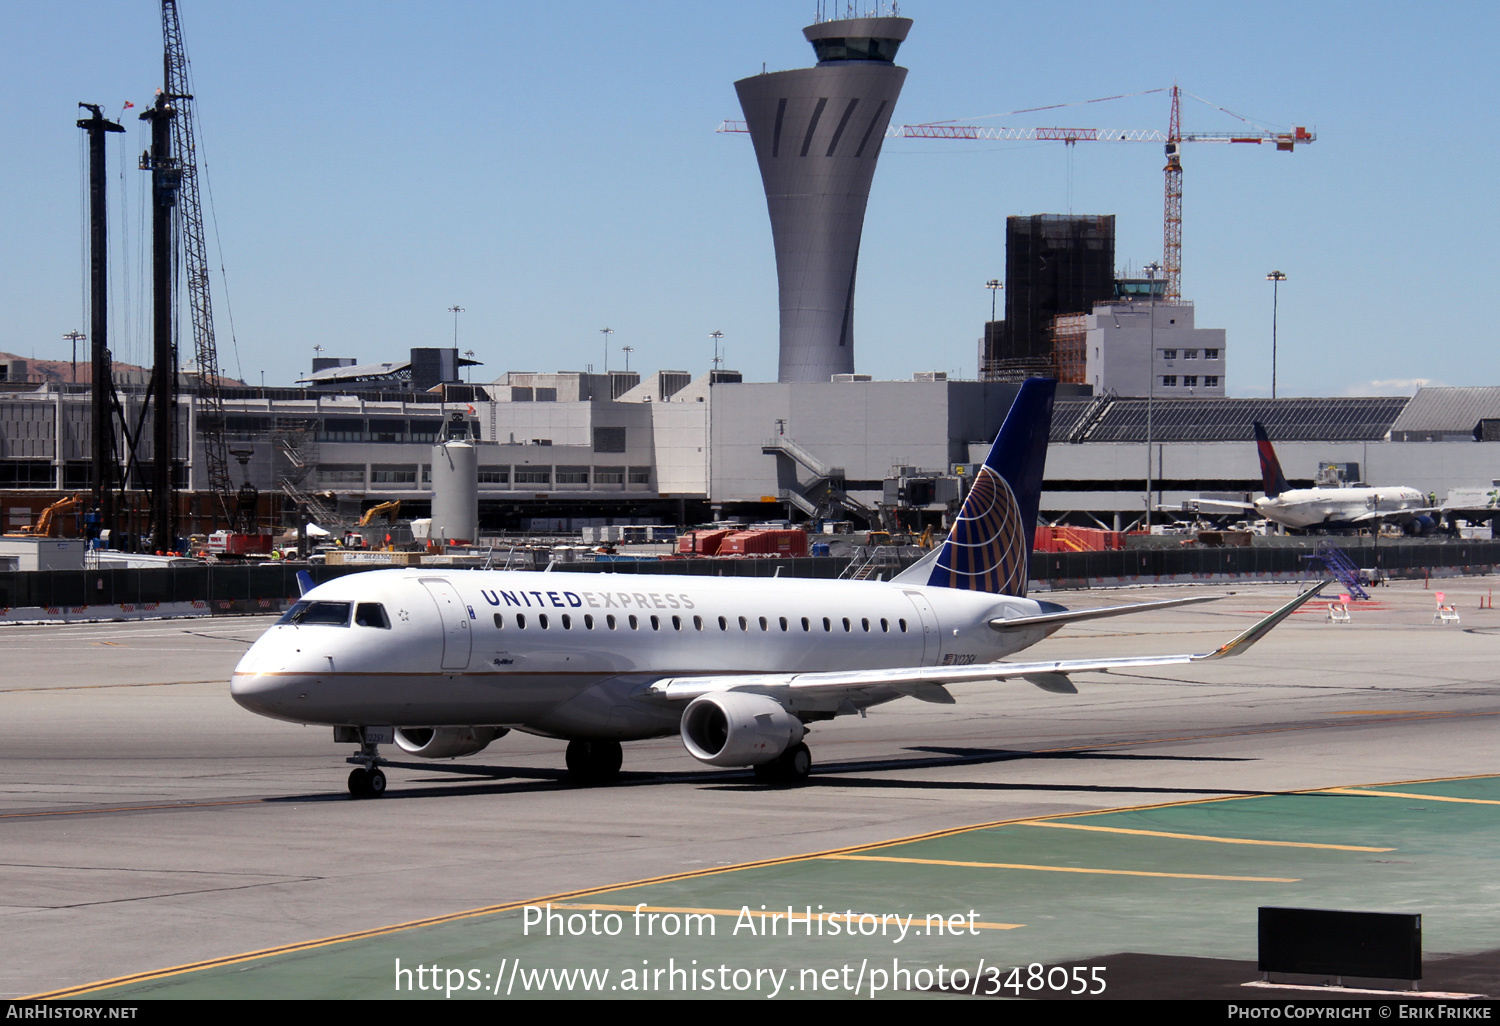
[736,16,912,383]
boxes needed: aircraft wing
[1346,506,1443,524]
[645,581,1328,702]
[1181,498,1257,512]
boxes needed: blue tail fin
[926,378,1056,596]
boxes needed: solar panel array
[1049,396,1409,443]
[1046,398,1092,440]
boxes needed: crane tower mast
[160,0,235,526]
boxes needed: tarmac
[2,574,1498,1000]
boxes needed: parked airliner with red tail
[231,380,1326,796]
[1189,422,1438,533]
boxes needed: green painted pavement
[64,775,1500,1000]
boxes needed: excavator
[11,495,83,538]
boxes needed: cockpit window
[355,603,390,629]
[277,601,352,626]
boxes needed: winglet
[296,570,315,597]
[1198,580,1329,661]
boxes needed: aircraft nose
[231,669,286,714]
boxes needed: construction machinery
[12,496,85,538]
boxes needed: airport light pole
[64,331,86,383]
[710,330,724,371]
[621,345,633,373]
[986,279,1002,322]
[1144,261,1162,531]
[449,305,464,348]
[600,327,614,374]
[1266,270,1287,399]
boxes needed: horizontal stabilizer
[989,594,1220,632]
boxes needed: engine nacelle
[680,692,805,768]
[394,726,508,759]
[1405,514,1438,536]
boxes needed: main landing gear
[566,739,623,785]
[753,742,812,785]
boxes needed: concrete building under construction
[981,215,1118,382]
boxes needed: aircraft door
[902,590,940,665]
[420,578,473,671]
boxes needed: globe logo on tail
[928,464,1029,597]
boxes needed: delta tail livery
[232,380,1327,796]
[1191,422,1437,533]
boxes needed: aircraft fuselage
[1254,485,1427,530]
[230,569,1061,741]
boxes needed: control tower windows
[811,37,902,63]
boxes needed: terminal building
[3,349,1499,538]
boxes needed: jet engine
[394,726,508,759]
[680,692,805,768]
[1404,515,1438,536]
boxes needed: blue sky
[3,1,1497,396]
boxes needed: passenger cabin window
[693,615,703,631]
[277,601,352,627]
[628,615,639,630]
[584,614,594,629]
[493,613,504,629]
[607,614,617,630]
[539,614,550,629]
[516,614,527,629]
[354,603,390,629]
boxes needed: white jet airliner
[1187,422,1437,533]
[232,380,1327,797]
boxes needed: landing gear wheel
[348,767,387,798]
[781,742,812,781]
[754,743,812,785]
[566,740,623,784]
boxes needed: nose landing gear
[348,765,387,797]
[337,725,393,798]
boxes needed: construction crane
[720,85,1315,301]
[159,0,237,528]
